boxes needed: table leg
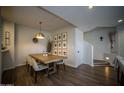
[45,62,57,77]
[46,64,49,77]
[53,62,57,73]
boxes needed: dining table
[30,53,67,76]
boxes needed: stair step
[94,60,109,66]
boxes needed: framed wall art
[62,49,67,56]
[58,34,62,41]
[58,41,62,49]
[5,32,10,46]
[53,42,57,49]
[62,41,67,49]
[53,49,58,55]
[54,35,57,41]
[58,50,62,56]
[52,32,68,57]
[62,32,67,41]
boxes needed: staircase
[94,60,110,66]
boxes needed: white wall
[2,21,15,71]
[84,28,116,60]
[74,28,84,67]
[15,24,51,66]
[82,41,94,66]
[52,26,76,67]
[116,24,124,57]
[52,26,93,67]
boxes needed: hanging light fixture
[35,22,45,39]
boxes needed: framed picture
[54,35,57,41]
[58,34,62,41]
[53,49,58,55]
[58,41,62,49]
[5,32,10,46]
[5,38,10,45]
[62,49,67,56]
[62,41,67,49]
[5,32,10,38]
[53,42,57,49]
[58,50,62,56]
[62,32,67,40]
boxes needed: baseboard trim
[3,66,15,71]
[15,63,26,67]
[65,63,77,68]
[94,59,106,62]
[3,63,26,71]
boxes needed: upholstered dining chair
[26,56,33,71]
[56,60,65,73]
[31,58,48,83]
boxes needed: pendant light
[35,22,45,39]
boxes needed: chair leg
[63,63,66,70]
[26,61,29,70]
[27,64,30,72]
[30,66,33,76]
[117,67,120,83]
[56,65,59,74]
[35,71,37,83]
[120,72,124,86]
[45,68,49,78]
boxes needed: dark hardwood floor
[2,64,119,86]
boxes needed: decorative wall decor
[62,49,67,56]
[53,49,57,55]
[54,35,57,41]
[58,42,62,48]
[109,31,116,52]
[52,32,68,56]
[62,32,67,40]
[58,50,62,56]
[58,34,62,41]
[100,36,103,41]
[62,41,67,49]
[53,42,57,49]
[5,32,10,46]
[32,37,38,43]
[46,39,52,53]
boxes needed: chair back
[31,58,39,71]
[27,56,33,66]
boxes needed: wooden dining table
[30,53,67,76]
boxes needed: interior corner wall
[84,28,115,60]
[116,24,124,57]
[15,24,51,67]
[52,27,90,68]
[2,21,15,71]
[52,26,77,67]
[74,28,84,67]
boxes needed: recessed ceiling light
[88,6,93,9]
[118,19,123,23]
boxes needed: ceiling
[42,6,124,32]
[2,6,124,32]
[1,6,72,31]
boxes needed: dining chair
[56,60,65,73]
[31,58,48,83]
[26,56,33,71]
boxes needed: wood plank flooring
[2,64,119,86]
